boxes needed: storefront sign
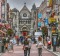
[49,17,56,23]
[47,0,53,7]
[38,13,42,19]
[38,22,41,27]
[44,18,48,25]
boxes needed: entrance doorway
[22,31,28,36]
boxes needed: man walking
[23,36,30,56]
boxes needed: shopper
[36,36,43,56]
[2,37,6,53]
[8,41,14,52]
[23,36,29,56]
[5,37,9,51]
[28,35,32,56]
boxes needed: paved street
[1,44,56,56]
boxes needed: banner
[44,18,48,25]
[49,17,56,23]
[38,22,41,27]
[47,0,53,7]
[38,13,42,19]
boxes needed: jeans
[38,48,42,56]
[24,47,30,56]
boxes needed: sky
[7,0,44,11]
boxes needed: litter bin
[0,41,2,53]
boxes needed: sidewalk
[44,46,60,56]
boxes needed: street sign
[49,17,56,23]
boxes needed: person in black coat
[2,37,6,53]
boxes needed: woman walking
[28,35,32,56]
[8,41,14,52]
[23,36,29,56]
[36,36,43,56]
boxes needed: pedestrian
[5,37,9,51]
[46,36,51,49]
[27,35,32,56]
[23,36,29,56]
[20,36,24,44]
[2,37,6,53]
[8,41,14,52]
[15,35,19,45]
[5,42,8,51]
[36,36,43,56]
[17,38,19,45]
[46,36,50,42]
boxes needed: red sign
[22,32,27,36]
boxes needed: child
[8,42,14,52]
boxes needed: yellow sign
[49,17,56,23]
[49,0,53,7]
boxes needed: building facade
[0,0,2,19]
[19,3,34,36]
[1,0,9,22]
[9,8,19,36]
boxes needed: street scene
[1,44,56,56]
[0,0,60,56]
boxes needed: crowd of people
[0,35,44,56]
[22,35,43,56]
[1,37,14,53]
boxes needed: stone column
[0,0,2,19]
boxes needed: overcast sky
[7,0,44,11]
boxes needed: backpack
[24,40,29,45]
